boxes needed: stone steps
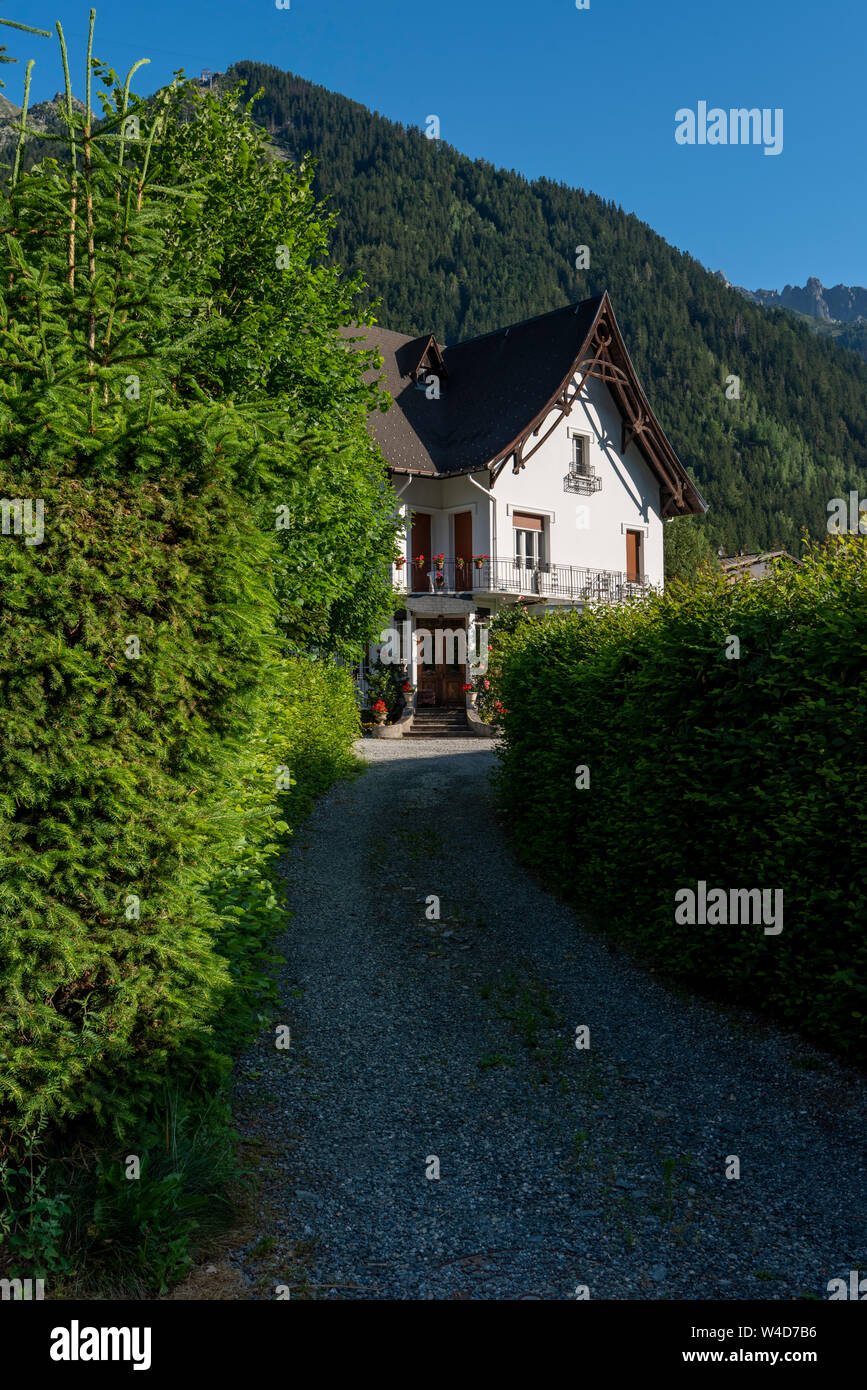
[406,709,471,738]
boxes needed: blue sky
[3,0,863,291]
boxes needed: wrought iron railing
[394,557,651,603]
[563,469,602,495]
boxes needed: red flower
[461,682,472,691]
[372,699,388,712]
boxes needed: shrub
[489,537,867,1060]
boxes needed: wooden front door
[411,512,431,592]
[416,619,466,707]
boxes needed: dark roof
[344,293,706,516]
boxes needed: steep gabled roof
[344,292,706,517]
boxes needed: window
[571,434,590,476]
[564,431,601,494]
[513,512,544,570]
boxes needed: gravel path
[231,739,865,1300]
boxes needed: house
[720,550,801,582]
[347,291,706,713]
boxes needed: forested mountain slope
[223,62,867,554]
[5,67,863,552]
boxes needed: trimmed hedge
[489,538,867,1061]
[0,461,279,1143]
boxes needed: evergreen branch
[85,10,95,136]
[11,59,34,189]
[118,58,150,170]
[84,11,97,403]
[0,19,53,39]
[55,23,78,291]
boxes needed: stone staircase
[406,707,472,738]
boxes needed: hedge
[489,537,867,1061]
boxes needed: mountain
[4,64,867,553]
[219,61,867,555]
[718,273,867,325]
[713,272,867,366]
[0,92,93,168]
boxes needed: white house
[347,292,706,717]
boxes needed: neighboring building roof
[343,291,706,518]
[720,550,802,580]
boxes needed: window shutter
[512,513,543,531]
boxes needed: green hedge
[0,464,361,1144]
[490,538,867,1060]
[0,462,280,1143]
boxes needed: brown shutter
[411,512,432,592]
[512,512,543,531]
[625,530,641,583]
[454,511,473,589]
[411,511,431,559]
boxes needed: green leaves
[489,537,867,1060]
[0,49,375,1149]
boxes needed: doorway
[415,618,467,707]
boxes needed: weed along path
[230,740,865,1301]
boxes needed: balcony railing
[396,557,651,603]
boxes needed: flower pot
[373,711,387,725]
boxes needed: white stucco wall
[393,371,664,588]
[493,373,664,587]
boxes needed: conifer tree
[0,14,389,1145]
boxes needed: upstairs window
[572,435,590,476]
[564,430,601,494]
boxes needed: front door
[416,619,466,707]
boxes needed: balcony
[394,557,651,603]
[563,469,602,495]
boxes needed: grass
[0,1089,246,1299]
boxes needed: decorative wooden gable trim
[488,294,705,517]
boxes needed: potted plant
[473,553,488,571]
[372,699,388,726]
[462,681,476,706]
[414,554,426,569]
[394,555,406,569]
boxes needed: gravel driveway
[231,739,865,1300]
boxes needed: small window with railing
[564,432,601,494]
